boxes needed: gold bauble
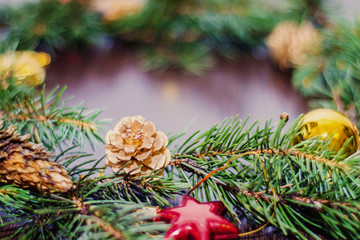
[293,108,360,157]
[0,51,51,87]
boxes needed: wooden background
[46,45,308,140]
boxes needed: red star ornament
[155,195,239,240]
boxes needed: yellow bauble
[293,108,360,157]
[0,51,51,87]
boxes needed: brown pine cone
[105,116,171,176]
[0,124,73,193]
[266,21,323,69]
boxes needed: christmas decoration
[293,108,359,157]
[266,21,323,69]
[105,115,171,176]
[155,195,239,240]
[2,1,360,240]
[0,51,50,88]
[90,0,147,22]
[0,123,73,193]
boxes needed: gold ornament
[266,21,322,69]
[105,115,171,176]
[90,0,147,22]
[293,109,360,157]
[0,51,51,88]
[0,123,73,193]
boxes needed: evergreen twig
[0,85,105,151]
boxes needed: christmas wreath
[1,0,360,239]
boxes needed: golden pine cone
[105,116,171,176]
[0,124,73,193]
[266,21,323,69]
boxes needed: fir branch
[58,118,98,132]
[72,196,125,240]
[169,116,360,239]
[232,183,360,213]
[289,195,360,212]
[84,215,125,240]
[174,148,352,170]
[107,0,282,74]
[285,0,329,25]
[5,112,98,132]
[0,176,169,240]
[292,19,360,127]
[169,158,204,175]
[0,85,105,151]
[3,0,102,51]
[97,174,188,208]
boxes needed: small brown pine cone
[266,21,323,69]
[0,124,73,193]
[105,116,171,176]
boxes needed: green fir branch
[169,116,360,239]
[1,114,360,239]
[106,0,282,74]
[3,0,102,51]
[0,85,105,151]
[89,173,188,208]
[292,19,360,127]
[0,174,170,240]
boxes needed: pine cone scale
[135,150,151,161]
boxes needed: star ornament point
[155,195,239,240]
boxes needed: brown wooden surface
[46,44,308,138]
[44,43,320,240]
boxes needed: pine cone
[0,124,73,193]
[266,21,323,69]
[90,0,147,22]
[105,116,171,176]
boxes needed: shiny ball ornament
[293,108,360,157]
[0,51,51,88]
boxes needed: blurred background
[46,1,359,132]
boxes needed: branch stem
[72,197,125,240]
[6,112,97,131]
[172,147,351,172]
